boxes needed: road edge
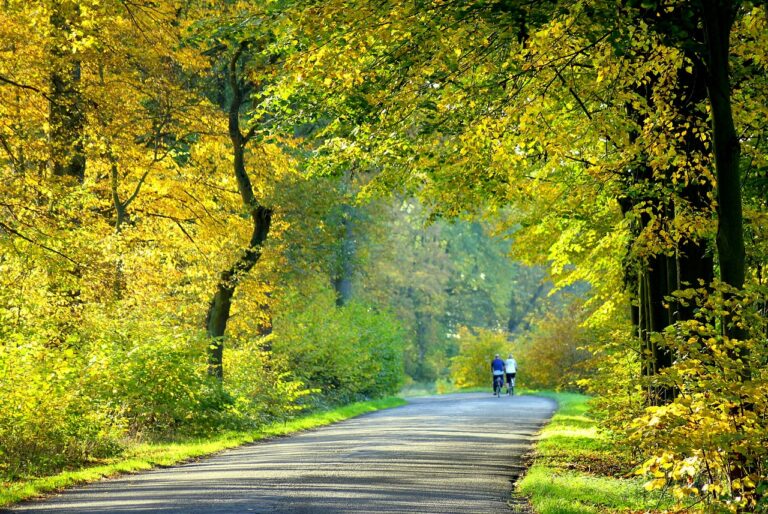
[0,397,407,510]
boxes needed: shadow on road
[8,394,556,514]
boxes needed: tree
[49,0,85,182]
[700,0,746,292]
[203,39,273,378]
[279,1,768,506]
[284,0,761,395]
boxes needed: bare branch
[0,134,20,172]
[554,67,592,121]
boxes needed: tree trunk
[507,281,545,333]
[205,43,273,379]
[622,162,681,405]
[333,204,355,306]
[620,41,717,404]
[49,0,85,183]
[507,294,519,333]
[206,206,271,378]
[701,0,745,292]
[414,308,428,379]
[700,0,753,488]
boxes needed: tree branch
[554,67,592,121]
[0,134,20,172]
[124,169,152,209]
[0,74,55,102]
[0,220,82,268]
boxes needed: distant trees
[358,201,557,382]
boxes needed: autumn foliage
[2,0,768,510]
[449,327,511,389]
[512,305,592,391]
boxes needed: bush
[0,282,405,480]
[87,327,226,436]
[0,335,123,478]
[450,327,511,388]
[0,319,317,479]
[225,339,310,424]
[511,305,593,391]
[629,283,768,511]
[271,287,405,404]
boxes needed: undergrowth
[518,392,672,513]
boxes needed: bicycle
[493,374,504,397]
[507,375,516,396]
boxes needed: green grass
[0,397,405,508]
[518,391,671,514]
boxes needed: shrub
[87,327,225,436]
[511,305,593,391]
[629,283,768,511]
[449,327,511,388]
[271,287,405,404]
[225,339,310,424]
[0,290,403,480]
[0,335,123,478]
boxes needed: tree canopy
[2,0,768,510]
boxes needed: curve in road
[7,393,556,514]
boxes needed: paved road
[7,393,556,514]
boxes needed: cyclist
[491,354,505,396]
[504,353,517,396]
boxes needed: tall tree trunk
[701,0,745,292]
[621,45,716,405]
[206,43,273,379]
[414,308,428,380]
[621,161,681,405]
[520,282,545,332]
[206,206,271,378]
[49,0,85,183]
[700,0,753,488]
[507,294,519,333]
[332,203,355,306]
[671,53,716,316]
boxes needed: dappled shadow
[7,394,556,514]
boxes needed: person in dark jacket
[491,354,505,396]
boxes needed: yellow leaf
[644,478,666,491]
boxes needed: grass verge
[0,397,406,508]
[518,392,671,513]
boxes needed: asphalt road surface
[7,393,556,514]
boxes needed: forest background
[1,0,767,511]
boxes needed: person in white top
[504,354,517,396]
